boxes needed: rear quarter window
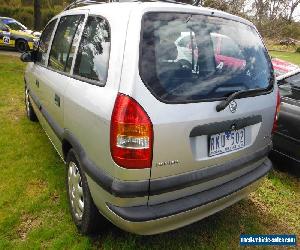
[73,16,111,85]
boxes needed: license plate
[209,128,245,157]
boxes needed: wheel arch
[62,138,73,161]
[15,37,28,45]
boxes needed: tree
[34,0,42,30]
[288,0,300,22]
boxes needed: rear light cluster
[272,90,281,133]
[110,93,153,169]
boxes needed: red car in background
[211,33,246,70]
[272,58,300,77]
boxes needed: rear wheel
[66,149,102,235]
[25,87,37,122]
[16,40,29,52]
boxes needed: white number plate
[209,128,245,157]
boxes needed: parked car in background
[272,58,300,77]
[279,38,297,46]
[21,1,277,235]
[270,66,300,175]
[211,32,246,70]
[0,17,40,52]
[174,32,246,71]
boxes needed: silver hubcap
[25,89,30,115]
[68,161,84,220]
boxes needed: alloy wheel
[68,161,84,220]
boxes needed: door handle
[35,80,39,87]
[54,94,60,107]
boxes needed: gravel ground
[0,49,20,57]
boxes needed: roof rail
[64,0,108,10]
[64,0,200,10]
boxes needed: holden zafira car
[21,0,279,235]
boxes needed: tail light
[110,93,153,169]
[272,90,281,133]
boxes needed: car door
[27,19,57,106]
[0,21,11,47]
[38,13,86,152]
[276,72,300,160]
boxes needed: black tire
[25,87,37,122]
[16,39,29,52]
[66,149,101,235]
[178,59,192,70]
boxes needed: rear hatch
[138,12,275,204]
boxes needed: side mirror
[20,51,35,62]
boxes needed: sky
[244,1,300,21]
[294,6,300,21]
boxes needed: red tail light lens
[272,91,281,133]
[110,93,153,169]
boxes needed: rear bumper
[105,158,272,234]
[87,143,271,198]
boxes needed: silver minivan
[21,0,279,235]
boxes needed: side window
[0,22,6,30]
[36,19,57,65]
[48,15,84,72]
[74,16,111,84]
[178,36,190,48]
[220,37,243,59]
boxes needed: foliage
[269,50,300,64]
[296,47,300,53]
[17,10,34,28]
[184,0,300,40]
[0,5,61,29]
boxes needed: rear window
[140,12,274,103]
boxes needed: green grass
[269,50,300,65]
[0,54,299,249]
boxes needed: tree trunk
[288,1,300,22]
[34,0,42,30]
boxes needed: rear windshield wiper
[216,89,260,112]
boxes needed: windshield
[140,12,274,103]
[2,19,26,30]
